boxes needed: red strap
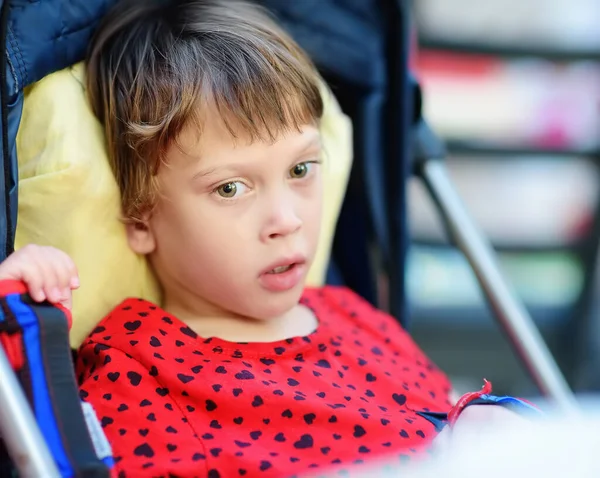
[0,331,25,371]
[0,279,27,296]
[0,279,72,330]
[447,379,493,426]
[54,303,73,330]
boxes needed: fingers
[50,248,79,302]
[38,248,79,306]
[0,244,79,308]
[20,262,46,302]
[59,293,73,311]
[34,249,64,303]
[55,251,77,311]
[64,254,80,289]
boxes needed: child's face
[128,112,323,321]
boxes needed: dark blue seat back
[0,0,413,473]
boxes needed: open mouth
[259,259,306,291]
[267,264,295,274]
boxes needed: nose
[260,190,302,242]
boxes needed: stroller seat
[0,0,576,476]
[1,1,354,471]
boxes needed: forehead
[167,107,321,171]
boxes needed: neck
[163,289,318,343]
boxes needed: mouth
[261,255,307,276]
[258,256,307,292]
[267,264,297,274]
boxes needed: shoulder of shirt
[303,285,398,332]
[77,298,177,361]
[94,297,163,331]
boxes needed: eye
[216,181,242,198]
[290,162,309,179]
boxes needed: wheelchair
[0,0,577,476]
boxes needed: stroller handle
[0,345,60,477]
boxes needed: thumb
[58,289,73,311]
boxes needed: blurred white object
[345,401,600,478]
[416,0,600,50]
[402,410,600,478]
[417,56,600,150]
[409,158,599,246]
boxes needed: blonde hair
[86,0,323,223]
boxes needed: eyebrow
[192,167,219,181]
[192,134,321,181]
[299,134,322,152]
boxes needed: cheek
[299,184,324,244]
[305,177,324,222]
[156,195,253,254]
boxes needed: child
[0,0,536,476]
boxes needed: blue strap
[468,394,542,416]
[4,294,74,477]
[418,394,542,432]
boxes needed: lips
[261,255,307,276]
[259,255,307,292]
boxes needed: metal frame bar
[419,157,579,411]
[405,0,580,408]
[0,345,60,477]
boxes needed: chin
[246,287,305,320]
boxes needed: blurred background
[408,0,600,397]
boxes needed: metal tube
[0,344,60,477]
[421,159,578,412]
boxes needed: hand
[0,244,79,309]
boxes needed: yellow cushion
[15,63,352,347]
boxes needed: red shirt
[76,286,453,477]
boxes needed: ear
[126,218,156,255]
